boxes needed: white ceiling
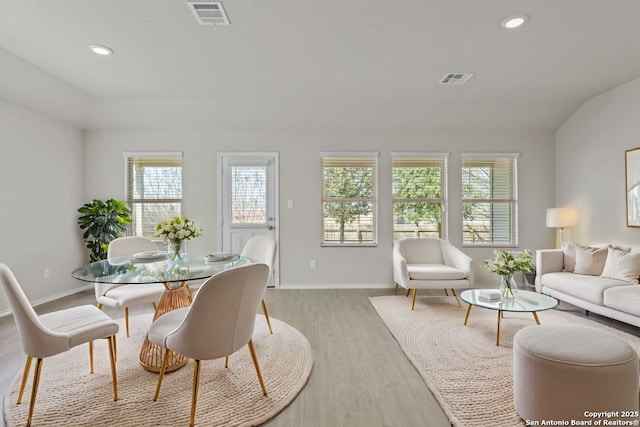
[2,0,640,132]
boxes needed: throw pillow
[600,247,640,284]
[562,241,576,272]
[574,244,608,276]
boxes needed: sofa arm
[535,249,564,292]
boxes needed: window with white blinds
[320,153,378,246]
[392,153,448,240]
[124,152,183,237]
[462,154,518,246]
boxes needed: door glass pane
[231,165,267,225]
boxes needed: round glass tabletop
[71,253,250,285]
[460,289,557,313]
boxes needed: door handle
[267,226,274,230]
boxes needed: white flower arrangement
[154,217,202,259]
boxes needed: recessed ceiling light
[501,14,528,29]
[89,44,113,56]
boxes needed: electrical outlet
[44,268,50,279]
[310,260,317,269]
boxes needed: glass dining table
[72,252,250,372]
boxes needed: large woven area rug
[4,313,313,427]
[370,295,640,427]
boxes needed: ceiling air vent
[439,73,475,85]
[188,2,230,25]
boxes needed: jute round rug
[4,313,313,427]
[369,295,640,427]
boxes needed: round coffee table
[460,289,558,346]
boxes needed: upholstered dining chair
[0,263,118,427]
[149,263,270,427]
[393,237,474,310]
[241,235,277,334]
[98,236,166,337]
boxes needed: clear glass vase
[500,275,518,300]
[168,240,186,260]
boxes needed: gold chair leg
[190,360,201,427]
[247,340,267,396]
[451,289,461,306]
[153,349,172,401]
[225,355,229,368]
[108,335,118,401]
[125,307,130,337]
[444,289,449,296]
[89,341,94,373]
[26,358,44,427]
[411,289,418,310]
[17,356,32,404]
[97,303,103,310]
[406,288,410,297]
[261,299,273,334]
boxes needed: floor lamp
[546,208,578,248]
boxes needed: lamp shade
[546,208,578,228]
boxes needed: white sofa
[535,243,640,328]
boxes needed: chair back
[107,236,158,258]
[96,236,160,298]
[396,238,444,265]
[163,263,270,361]
[241,235,277,272]
[0,264,68,357]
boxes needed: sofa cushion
[562,241,576,272]
[408,264,467,280]
[604,285,640,316]
[600,247,640,284]
[574,244,608,276]
[540,272,628,305]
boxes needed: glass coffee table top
[460,289,558,346]
[460,289,558,313]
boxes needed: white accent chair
[149,263,270,427]
[241,235,277,334]
[393,238,474,310]
[0,263,118,427]
[98,236,166,337]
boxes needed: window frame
[320,152,378,247]
[123,151,183,238]
[461,153,519,247]
[391,152,448,241]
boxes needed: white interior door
[218,152,279,286]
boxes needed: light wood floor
[2,288,639,427]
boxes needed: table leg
[496,310,502,346]
[463,304,472,325]
[532,311,541,325]
[139,283,192,373]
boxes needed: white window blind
[391,153,448,240]
[125,153,183,237]
[320,153,378,246]
[462,154,518,246]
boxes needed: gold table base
[139,283,192,373]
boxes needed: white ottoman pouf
[513,324,639,423]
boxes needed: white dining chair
[98,236,166,336]
[241,235,277,334]
[149,263,270,427]
[0,263,118,427]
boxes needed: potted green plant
[77,199,132,262]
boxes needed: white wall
[0,99,86,313]
[84,128,556,287]
[556,76,640,246]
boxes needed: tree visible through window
[125,153,183,237]
[462,154,518,246]
[392,154,447,240]
[321,154,377,246]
